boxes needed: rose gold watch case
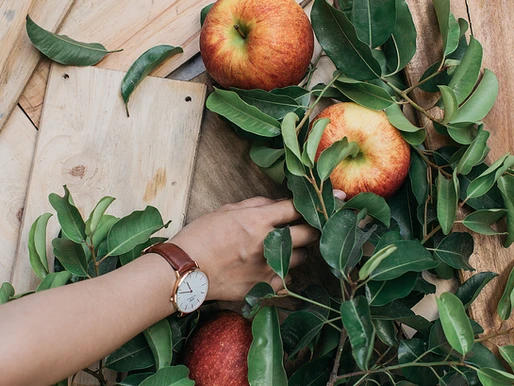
[171,268,209,314]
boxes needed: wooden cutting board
[11,65,206,292]
[18,0,214,127]
[0,0,74,131]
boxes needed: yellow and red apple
[312,102,411,199]
[200,0,314,91]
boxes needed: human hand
[171,197,319,301]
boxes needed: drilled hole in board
[63,73,70,80]
[185,96,192,102]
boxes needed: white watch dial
[175,270,209,313]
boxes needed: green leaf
[447,36,483,104]
[49,186,86,244]
[119,237,168,266]
[400,129,427,146]
[462,209,507,235]
[433,0,460,57]
[243,282,276,319]
[288,356,331,386]
[455,272,498,309]
[118,373,154,386]
[232,88,299,120]
[206,88,281,138]
[459,163,505,210]
[105,333,154,371]
[26,15,121,66]
[366,272,418,306]
[271,86,311,106]
[359,244,397,280]
[451,69,499,124]
[344,192,391,227]
[248,307,287,386]
[352,0,396,48]
[0,282,15,304]
[499,345,514,371]
[465,154,514,201]
[91,214,119,248]
[139,365,194,386]
[383,0,417,74]
[317,137,359,182]
[144,319,173,370]
[370,240,438,281]
[385,104,425,144]
[455,130,491,176]
[200,3,214,26]
[340,296,375,370]
[477,368,514,386]
[85,196,115,237]
[334,81,394,110]
[250,144,284,168]
[437,170,459,235]
[498,175,514,247]
[287,171,335,230]
[311,0,381,80]
[36,272,72,292]
[281,311,324,358]
[303,118,330,168]
[497,266,514,320]
[409,150,429,206]
[259,158,286,185]
[436,292,474,355]
[122,45,183,110]
[371,301,433,336]
[398,339,439,386]
[433,232,474,270]
[264,227,292,279]
[106,206,168,257]
[373,319,398,347]
[28,213,52,279]
[52,239,88,277]
[439,86,458,125]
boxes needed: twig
[327,330,348,386]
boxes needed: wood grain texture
[0,107,37,283]
[11,65,206,293]
[0,0,74,131]
[405,0,514,346]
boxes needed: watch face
[175,270,209,313]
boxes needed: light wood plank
[0,0,74,131]
[0,107,37,283]
[11,65,206,293]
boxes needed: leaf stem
[327,330,348,386]
[286,290,340,314]
[413,146,452,178]
[308,169,330,221]
[88,243,99,277]
[403,66,445,94]
[421,225,442,245]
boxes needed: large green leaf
[408,150,429,205]
[231,88,299,120]
[398,339,439,386]
[455,272,498,309]
[385,104,425,145]
[352,0,396,47]
[498,175,514,247]
[302,118,330,168]
[497,266,514,320]
[264,227,292,279]
[139,365,194,386]
[433,0,460,57]
[118,373,154,386]
[359,244,397,280]
[371,301,433,336]
[91,214,119,248]
[288,356,331,386]
[250,143,285,168]
[334,81,394,110]
[451,69,499,124]
[465,154,514,201]
[373,319,398,347]
[447,36,483,104]
[340,296,375,370]
[433,232,474,270]
[206,88,281,138]
[317,137,359,181]
[370,240,438,281]
[119,237,168,266]
[439,85,458,124]
[477,368,514,386]
[462,209,507,236]
[49,186,86,244]
[259,158,286,185]
[383,0,417,74]
[281,311,324,358]
[287,171,335,230]
[366,272,418,306]
[105,333,154,371]
[311,0,381,80]
[28,213,52,279]
[455,130,490,175]
[243,282,276,319]
[52,239,89,277]
[85,196,115,237]
[499,345,514,371]
[344,192,391,226]
[437,170,459,235]
[0,282,15,304]
[248,307,287,386]
[436,292,474,355]
[459,163,505,210]
[106,206,169,257]
[26,15,121,66]
[36,272,72,292]
[144,319,173,370]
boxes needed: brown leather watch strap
[144,243,198,274]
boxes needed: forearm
[0,253,176,386]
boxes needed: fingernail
[333,189,347,200]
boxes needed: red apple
[200,0,314,91]
[183,311,252,386]
[312,102,411,199]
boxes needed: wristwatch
[143,243,209,313]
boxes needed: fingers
[290,248,308,268]
[265,199,302,226]
[218,196,279,212]
[290,224,319,248]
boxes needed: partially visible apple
[183,311,252,386]
[200,0,314,91]
[312,102,411,199]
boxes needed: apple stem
[233,24,246,39]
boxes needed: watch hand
[187,282,192,291]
